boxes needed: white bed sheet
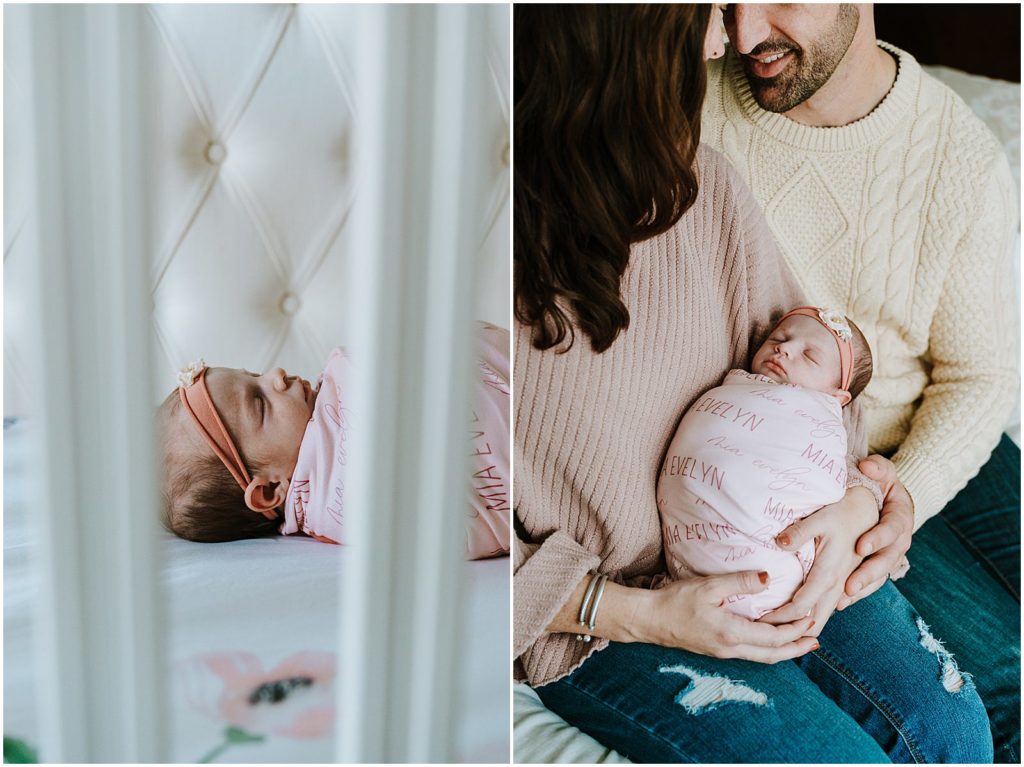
[3,418,509,762]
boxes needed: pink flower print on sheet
[179,651,337,762]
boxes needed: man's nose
[728,4,771,55]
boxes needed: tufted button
[205,140,227,165]
[279,292,301,316]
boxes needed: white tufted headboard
[3,3,509,416]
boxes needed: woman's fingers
[718,614,814,648]
[804,580,847,635]
[758,557,834,624]
[700,569,770,602]
[721,636,820,664]
[774,513,823,550]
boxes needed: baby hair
[158,389,280,543]
[846,318,873,402]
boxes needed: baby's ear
[833,388,852,407]
[244,476,290,519]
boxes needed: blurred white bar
[25,5,167,762]
[338,4,489,763]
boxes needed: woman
[513,5,991,763]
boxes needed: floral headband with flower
[775,306,855,392]
[177,359,252,492]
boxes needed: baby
[159,322,510,559]
[657,307,882,619]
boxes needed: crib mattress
[3,419,509,762]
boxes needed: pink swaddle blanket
[657,369,848,619]
[281,323,510,559]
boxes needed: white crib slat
[337,5,491,763]
[24,5,167,762]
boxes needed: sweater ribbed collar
[725,40,919,152]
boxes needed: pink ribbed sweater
[513,146,832,686]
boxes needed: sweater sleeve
[892,151,1019,530]
[512,526,601,663]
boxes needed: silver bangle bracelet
[587,574,608,631]
[577,574,600,625]
[576,574,600,642]
[576,573,608,642]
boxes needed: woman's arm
[513,528,601,660]
[546,570,819,664]
[514,524,817,663]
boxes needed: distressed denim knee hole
[659,664,772,715]
[916,617,974,695]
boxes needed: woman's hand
[759,486,878,634]
[835,455,915,610]
[546,570,818,664]
[632,571,819,664]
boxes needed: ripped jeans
[535,583,993,763]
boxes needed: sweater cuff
[513,530,601,659]
[845,455,884,510]
[891,450,947,532]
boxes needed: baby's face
[751,315,842,396]
[197,367,317,479]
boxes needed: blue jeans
[536,583,993,763]
[895,435,1021,762]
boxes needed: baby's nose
[269,367,289,391]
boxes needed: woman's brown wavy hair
[514,4,710,353]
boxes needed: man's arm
[891,150,1018,530]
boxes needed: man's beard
[742,5,859,113]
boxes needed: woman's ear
[244,476,290,519]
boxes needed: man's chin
[745,81,797,114]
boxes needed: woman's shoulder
[692,143,763,223]
[690,143,779,254]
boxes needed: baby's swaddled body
[281,323,510,559]
[657,369,849,619]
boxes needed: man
[702,3,1019,761]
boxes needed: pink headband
[776,306,855,392]
[178,361,252,492]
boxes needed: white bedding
[3,418,510,762]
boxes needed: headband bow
[776,306,855,392]
[178,360,252,492]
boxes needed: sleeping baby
[657,307,883,619]
[159,322,509,559]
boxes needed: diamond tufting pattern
[4,4,510,415]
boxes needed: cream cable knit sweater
[514,146,835,686]
[702,43,1019,529]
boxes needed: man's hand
[760,486,878,634]
[835,455,915,610]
